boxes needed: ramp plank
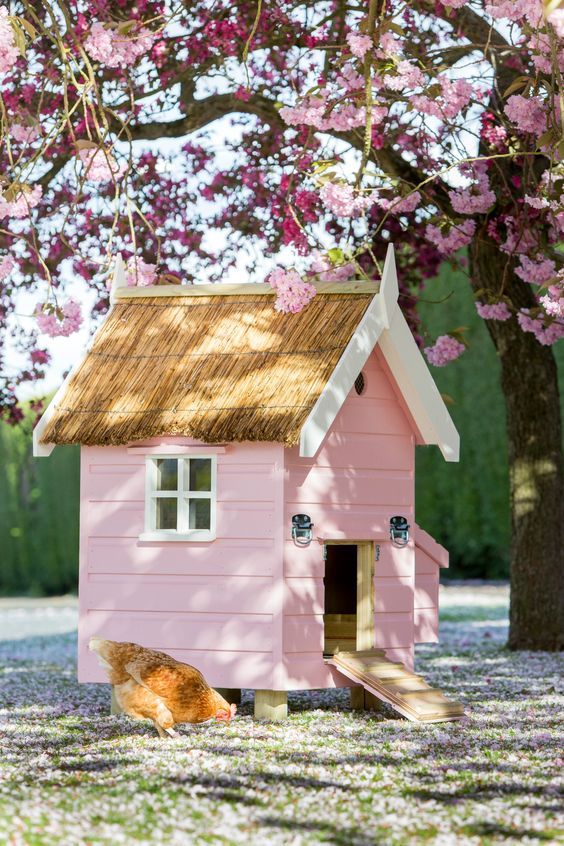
[329,650,464,723]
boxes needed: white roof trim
[378,309,459,462]
[298,245,398,458]
[299,244,459,462]
[33,256,124,458]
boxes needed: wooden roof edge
[113,279,380,299]
[413,523,449,568]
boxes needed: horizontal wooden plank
[284,577,323,615]
[84,576,277,614]
[78,643,276,688]
[114,280,378,299]
[87,536,276,576]
[414,574,439,610]
[373,611,414,648]
[82,609,274,652]
[374,580,413,614]
[284,471,413,508]
[332,399,412,436]
[285,433,415,472]
[414,607,439,644]
[283,615,323,653]
[374,542,415,578]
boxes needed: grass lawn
[0,585,562,846]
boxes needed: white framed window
[141,455,216,542]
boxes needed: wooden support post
[350,687,365,710]
[215,688,242,705]
[350,687,384,712]
[356,542,375,652]
[110,686,123,715]
[254,690,288,721]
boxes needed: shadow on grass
[259,815,387,846]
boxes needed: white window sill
[139,531,216,543]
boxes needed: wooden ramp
[329,649,464,723]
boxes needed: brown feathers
[89,638,236,737]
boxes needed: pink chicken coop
[34,245,463,723]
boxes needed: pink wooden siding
[283,349,417,686]
[78,439,285,689]
[413,524,449,644]
[77,347,446,693]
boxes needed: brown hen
[89,638,236,738]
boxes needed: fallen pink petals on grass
[0,585,562,846]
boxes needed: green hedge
[0,418,79,595]
[415,262,564,578]
[0,262,562,593]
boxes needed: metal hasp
[292,514,314,546]
[390,515,410,547]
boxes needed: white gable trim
[298,245,398,458]
[33,256,126,458]
[298,244,459,462]
[378,309,460,462]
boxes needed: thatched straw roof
[39,284,376,447]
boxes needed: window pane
[156,459,177,491]
[156,498,177,530]
[189,497,211,530]
[187,458,212,492]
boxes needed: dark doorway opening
[323,544,357,655]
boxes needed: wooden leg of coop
[350,686,365,710]
[254,690,288,721]
[350,687,385,712]
[215,688,242,705]
[110,686,123,715]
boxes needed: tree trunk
[469,238,564,650]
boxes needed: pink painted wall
[78,348,447,691]
[282,348,417,687]
[78,439,285,687]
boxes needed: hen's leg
[154,722,179,739]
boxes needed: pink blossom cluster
[0,185,42,219]
[0,7,19,75]
[378,191,422,215]
[424,334,465,367]
[517,309,564,345]
[78,148,125,182]
[0,254,15,281]
[475,301,512,321]
[281,90,387,134]
[85,22,155,68]
[449,163,495,215]
[346,32,372,60]
[319,182,375,218]
[35,299,83,337]
[498,216,538,255]
[383,60,424,92]
[547,8,564,38]
[411,77,474,121]
[10,122,39,144]
[267,268,317,314]
[126,256,157,286]
[540,285,564,318]
[309,252,355,282]
[514,255,556,286]
[504,95,547,137]
[425,220,476,255]
[336,65,364,91]
[485,0,542,25]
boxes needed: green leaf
[327,248,345,265]
[16,17,37,42]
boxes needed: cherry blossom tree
[1,0,563,649]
